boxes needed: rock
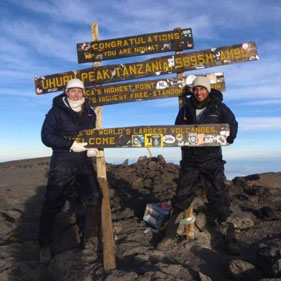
[273,259,281,277]
[132,177,143,189]
[135,276,151,281]
[256,207,274,219]
[104,270,138,281]
[120,245,148,257]
[137,156,148,163]
[195,212,207,232]
[259,278,281,281]
[6,209,22,221]
[155,262,194,280]
[231,213,255,230]
[257,239,281,276]
[122,159,129,167]
[157,154,166,165]
[147,249,166,263]
[198,272,213,281]
[241,173,281,189]
[229,259,263,281]
[1,157,281,281]
[113,222,123,236]
[144,270,166,279]
[134,253,150,262]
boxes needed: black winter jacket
[41,93,96,165]
[175,89,238,164]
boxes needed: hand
[87,148,99,157]
[70,141,88,152]
[226,136,234,144]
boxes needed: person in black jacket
[158,76,239,254]
[39,78,102,264]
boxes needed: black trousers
[172,158,230,223]
[38,164,102,247]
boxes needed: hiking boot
[214,221,241,255]
[39,246,52,264]
[225,240,241,256]
[157,208,183,250]
[224,222,240,255]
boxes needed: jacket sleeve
[41,109,73,150]
[175,106,186,125]
[221,104,238,143]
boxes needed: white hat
[192,76,211,93]
[66,79,84,91]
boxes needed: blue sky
[1,0,281,179]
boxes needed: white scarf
[63,97,85,112]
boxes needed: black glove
[227,136,234,144]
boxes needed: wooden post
[175,27,195,241]
[184,204,195,240]
[91,22,116,271]
[146,148,153,157]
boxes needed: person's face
[193,86,209,102]
[66,88,84,101]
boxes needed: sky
[0,0,281,179]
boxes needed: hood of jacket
[209,89,223,104]
[52,93,71,111]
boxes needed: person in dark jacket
[39,78,102,264]
[158,76,239,254]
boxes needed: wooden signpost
[77,28,194,62]
[73,124,230,148]
[90,23,116,272]
[35,22,259,271]
[35,41,258,94]
[174,37,194,239]
[84,73,225,106]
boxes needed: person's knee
[41,199,65,216]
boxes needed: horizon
[1,153,280,181]
[1,0,281,179]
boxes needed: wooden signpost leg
[98,177,116,271]
[91,22,116,271]
[146,148,153,157]
[175,27,195,241]
[184,203,195,240]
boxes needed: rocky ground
[0,155,281,281]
